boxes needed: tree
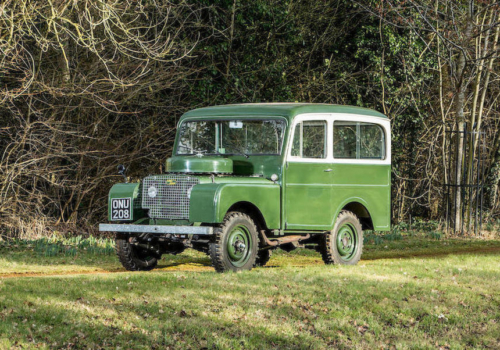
[359,0,500,233]
[0,0,203,236]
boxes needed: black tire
[320,211,363,265]
[162,242,186,255]
[254,248,272,267]
[115,235,158,271]
[209,212,259,273]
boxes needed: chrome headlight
[147,185,157,198]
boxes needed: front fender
[189,183,281,229]
[108,183,144,221]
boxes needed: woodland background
[1,0,500,238]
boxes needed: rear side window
[333,121,385,160]
[291,121,327,159]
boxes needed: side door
[284,116,333,230]
[331,116,391,230]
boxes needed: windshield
[176,119,286,156]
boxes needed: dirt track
[2,246,500,279]
[0,264,214,279]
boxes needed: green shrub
[426,231,442,240]
[1,236,115,257]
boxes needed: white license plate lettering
[111,198,131,220]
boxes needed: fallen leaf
[357,325,369,335]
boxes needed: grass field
[1,234,499,349]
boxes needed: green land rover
[99,103,391,272]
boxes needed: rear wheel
[320,211,363,265]
[209,212,258,273]
[115,235,158,271]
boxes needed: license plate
[111,198,131,220]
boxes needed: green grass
[1,235,499,349]
[0,236,118,275]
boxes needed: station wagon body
[100,103,391,272]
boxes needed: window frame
[175,116,288,156]
[286,113,390,165]
[288,115,330,163]
[290,120,328,159]
[333,121,386,161]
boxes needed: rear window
[333,121,385,160]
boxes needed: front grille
[134,185,142,209]
[141,175,199,220]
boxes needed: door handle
[324,168,333,172]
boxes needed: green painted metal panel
[189,182,281,229]
[284,162,334,230]
[231,157,283,178]
[168,155,283,179]
[166,156,234,174]
[188,183,220,223]
[108,183,145,221]
[283,163,390,231]
[330,164,391,231]
[203,176,277,184]
[216,184,280,228]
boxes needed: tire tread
[115,235,157,271]
[209,212,258,273]
[320,210,363,265]
[254,249,272,267]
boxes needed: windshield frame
[174,116,288,156]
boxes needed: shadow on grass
[155,258,212,270]
[0,247,212,275]
[362,245,500,261]
[1,262,500,349]
[0,274,342,348]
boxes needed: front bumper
[99,224,213,235]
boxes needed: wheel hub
[234,240,246,252]
[336,223,357,261]
[226,225,252,267]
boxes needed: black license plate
[111,198,131,220]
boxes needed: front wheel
[254,248,272,267]
[115,235,158,271]
[320,211,363,265]
[209,212,258,273]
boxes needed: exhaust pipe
[259,230,310,248]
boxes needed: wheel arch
[226,201,267,231]
[335,199,374,230]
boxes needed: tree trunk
[453,7,474,233]
[488,132,500,209]
[454,121,464,233]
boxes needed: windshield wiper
[227,146,249,158]
[194,147,249,158]
[233,152,250,158]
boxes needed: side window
[291,121,327,159]
[333,121,385,160]
[333,122,357,158]
[360,123,385,159]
